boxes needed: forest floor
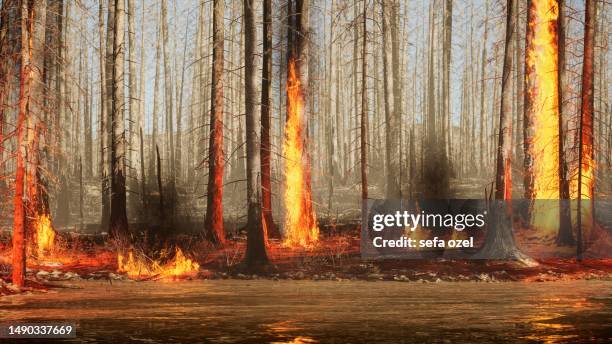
[1,227,611,298]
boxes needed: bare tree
[360,0,368,200]
[109,0,129,239]
[260,0,279,238]
[478,0,527,261]
[244,0,269,267]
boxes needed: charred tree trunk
[156,145,164,221]
[576,0,596,261]
[204,0,226,245]
[495,0,516,200]
[140,128,146,207]
[522,1,534,200]
[556,0,573,246]
[260,0,279,238]
[244,0,269,267]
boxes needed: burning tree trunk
[575,0,596,260]
[573,0,595,202]
[523,0,560,201]
[244,0,269,267]
[260,0,279,239]
[204,0,226,245]
[27,0,52,255]
[283,0,318,247]
[109,0,129,239]
[12,0,31,287]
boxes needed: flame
[283,59,319,247]
[117,247,200,279]
[35,214,55,257]
[504,158,512,200]
[526,0,560,200]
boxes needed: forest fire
[34,214,55,257]
[525,0,560,201]
[117,248,200,280]
[283,60,319,248]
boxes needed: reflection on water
[271,336,319,344]
[0,280,610,343]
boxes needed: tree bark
[495,0,516,200]
[26,0,47,236]
[12,0,31,287]
[204,0,226,245]
[160,0,175,194]
[478,0,529,261]
[127,0,137,180]
[556,0,573,246]
[244,0,269,267]
[150,19,161,186]
[576,0,596,261]
[101,0,115,231]
[479,0,489,174]
[260,0,279,238]
[360,1,368,201]
[382,0,400,198]
[109,0,129,240]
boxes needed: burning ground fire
[117,247,200,280]
[283,59,319,248]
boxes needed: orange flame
[526,0,560,200]
[35,214,55,257]
[283,59,319,247]
[117,247,200,279]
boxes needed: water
[1,280,610,343]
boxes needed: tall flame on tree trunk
[525,0,560,200]
[283,59,318,247]
[35,214,55,257]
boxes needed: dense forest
[0,0,609,287]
